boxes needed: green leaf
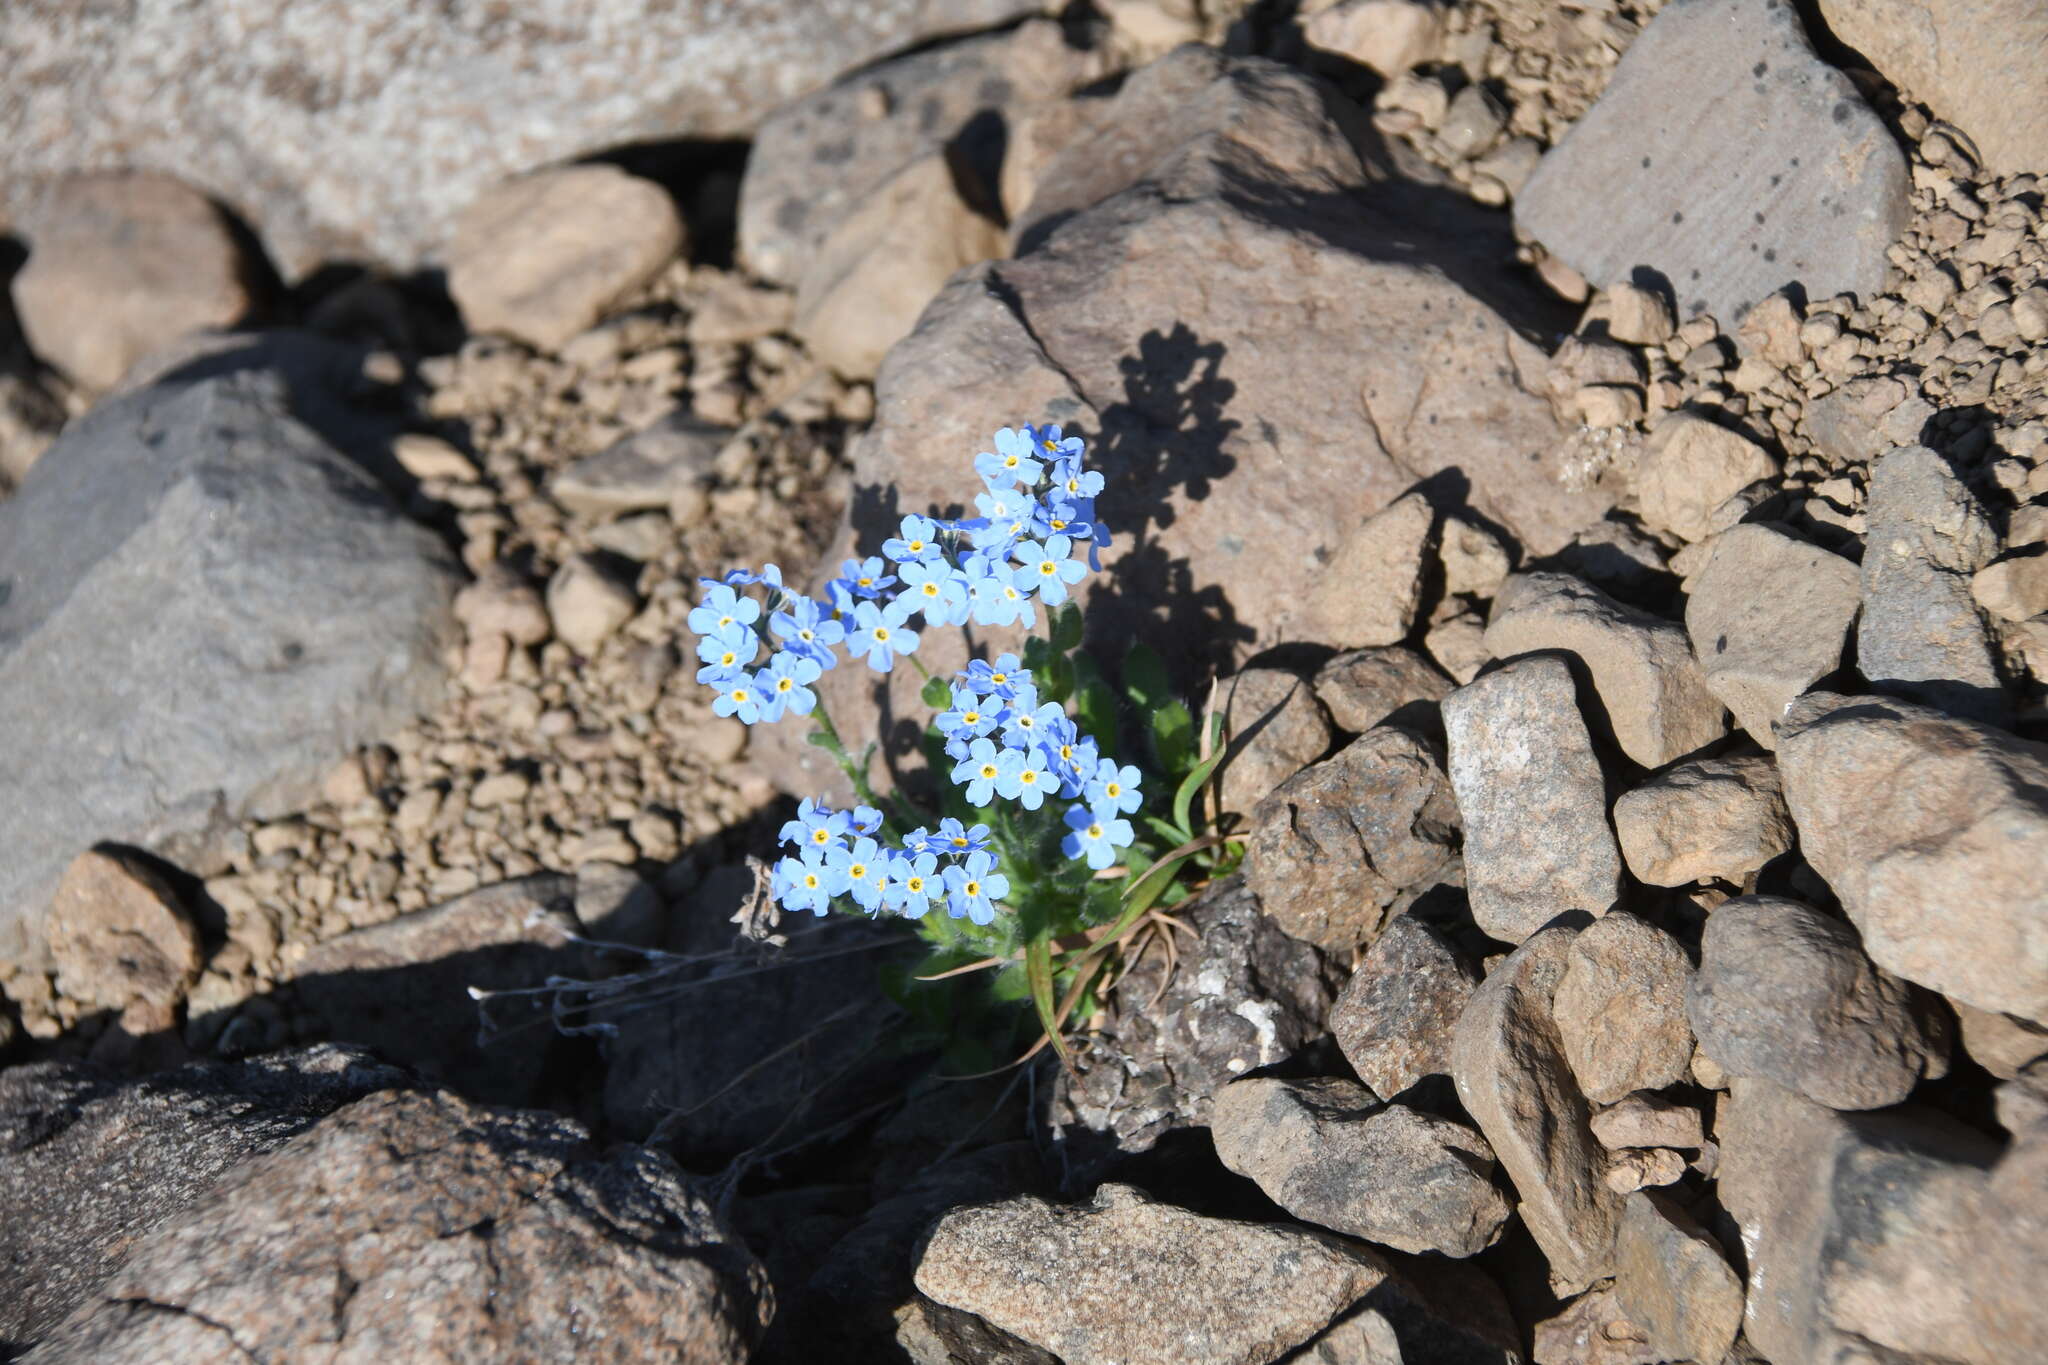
[1076,680,1119,761]
[1149,700,1196,777]
[1123,642,1173,707]
[921,674,953,710]
[1051,601,1085,653]
[1024,932,1069,1065]
[1172,713,1228,835]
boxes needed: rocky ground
[2,0,2046,1361]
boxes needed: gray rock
[1632,411,1779,544]
[737,19,1107,285]
[0,369,459,961]
[1817,0,2048,177]
[1859,444,2008,724]
[917,1183,1508,1365]
[1442,655,1623,943]
[26,1087,770,1364]
[1051,877,1339,1154]
[1219,667,1337,817]
[0,0,1039,275]
[1610,1192,1744,1365]
[1684,523,1861,748]
[1331,914,1479,1099]
[1719,1077,2002,1365]
[1243,726,1461,954]
[1612,754,1794,886]
[0,1046,407,1348]
[1210,1077,1511,1258]
[11,171,257,392]
[1804,372,1936,465]
[1516,0,1910,326]
[289,876,587,1108]
[1688,895,1949,1110]
[1483,572,1725,768]
[551,411,729,518]
[1551,912,1696,1106]
[1777,691,2048,1022]
[1451,924,1622,1293]
[1312,646,1453,734]
[759,44,1607,799]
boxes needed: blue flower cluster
[772,802,1010,924]
[688,425,1108,723]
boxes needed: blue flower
[846,598,921,672]
[1061,804,1135,871]
[826,556,897,612]
[1028,422,1085,465]
[942,850,1009,925]
[950,737,1004,807]
[935,687,996,742]
[852,805,884,836]
[994,745,1052,810]
[1040,718,1098,798]
[970,488,1034,552]
[961,654,1028,699]
[898,559,972,627]
[1013,535,1087,606]
[999,692,1062,749]
[1085,760,1144,816]
[712,676,766,725]
[900,826,936,855]
[693,622,759,685]
[976,428,1045,488]
[932,818,992,856]
[775,847,849,915]
[780,798,852,853]
[687,583,762,637]
[770,595,845,669]
[967,559,1038,631]
[699,564,782,591]
[887,850,942,918]
[1051,454,1104,502]
[826,836,890,914]
[881,514,942,565]
[754,651,822,722]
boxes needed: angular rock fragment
[1451,924,1622,1292]
[1954,1003,2048,1080]
[1484,571,1725,767]
[1859,444,2007,724]
[1589,1094,1704,1152]
[1685,523,1861,747]
[1210,1077,1511,1257]
[1243,726,1460,953]
[1610,1191,1744,1365]
[1612,754,1794,886]
[1311,646,1453,733]
[1777,691,2048,1021]
[547,553,639,657]
[1688,895,1950,1110]
[1633,412,1779,544]
[551,411,729,518]
[1331,914,1478,1099]
[1516,0,1909,325]
[1442,655,1622,943]
[1306,492,1437,649]
[45,849,204,1011]
[1551,912,1696,1106]
[1218,667,1336,817]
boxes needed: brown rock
[1610,1191,1744,1365]
[447,165,684,353]
[546,552,638,657]
[30,1088,771,1363]
[1633,411,1779,543]
[1954,1002,2048,1080]
[1242,726,1460,954]
[1438,516,1514,598]
[1688,895,1950,1111]
[1331,914,1479,1099]
[46,849,203,1011]
[1451,924,1622,1292]
[1210,1077,1511,1258]
[1306,491,1436,649]
[551,411,728,518]
[1551,911,1696,1106]
[1600,282,1675,348]
[12,172,255,392]
[1217,667,1336,817]
[1589,1093,1704,1151]
[915,1183,1395,1365]
[1531,1284,1661,1365]
[1612,754,1794,886]
[1442,654,1622,943]
[1311,646,1452,733]
[1486,571,1725,768]
[1684,523,1860,748]
[1973,552,2048,623]
[1302,0,1443,77]
[1777,691,2048,1022]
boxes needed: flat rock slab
[0,0,1039,274]
[1516,0,1909,326]
[1858,444,2008,725]
[1443,654,1622,943]
[916,1184,1389,1365]
[1776,692,2048,1022]
[0,369,459,961]
[551,411,731,518]
[1687,895,1949,1109]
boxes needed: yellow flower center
[1105,782,1122,799]
[873,626,891,642]
[811,828,831,845]
[776,677,794,694]
[1038,561,1056,576]
[849,862,867,880]
[1020,769,1038,785]
[979,763,998,780]
[1087,823,1104,840]
[964,879,982,897]
[803,873,820,890]
[921,582,939,598]
[950,836,969,848]
[907,876,924,893]
[857,576,874,588]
